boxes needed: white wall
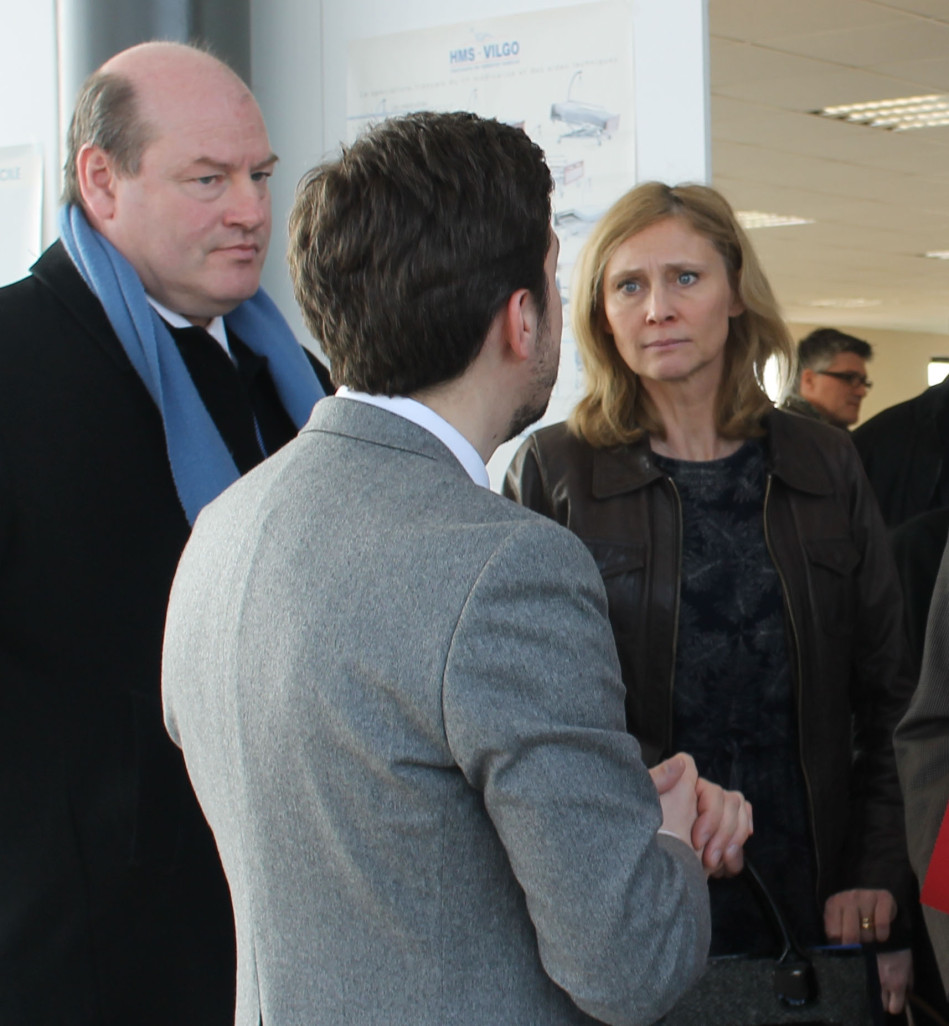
[3,0,710,363]
[251,0,711,355]
[0,0,60,268]
[0,0,709,329]
[319,0,709,179]
[1,0,710,295]
[249,0,326,347]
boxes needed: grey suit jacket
[163,397,710,1026]
[896,537,949,993]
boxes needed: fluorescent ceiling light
[808,298,882,308]
[813,94,949,131]
[924,251,949,260]
[736,211,814,229]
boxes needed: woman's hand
[823,888,896,945]
[877,948,913,1016]
[693,776,753,877]
[824,891,911,1012]
[649,754,753,876]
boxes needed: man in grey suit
[162,111,751,1026]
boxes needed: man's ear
[799,367,816,398]
[75,144,120,222]
[501,287,538,363]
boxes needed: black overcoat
[0,241,326,1024]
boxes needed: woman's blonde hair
[568,181,793,447]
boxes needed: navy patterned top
[653,439,822,956]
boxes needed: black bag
[658,861,871,1026]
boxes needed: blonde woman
[505,182,913,1018]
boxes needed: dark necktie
[165,323,298,474]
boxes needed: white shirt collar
[335,387,489,488]
[146,295,231,356]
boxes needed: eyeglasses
[817,370,873,390]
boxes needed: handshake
[650,753,753,878]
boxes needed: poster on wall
[348,1,635,486]
[0,144,43,288]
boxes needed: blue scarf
[59,205,324,524]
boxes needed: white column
[251,0,710,336]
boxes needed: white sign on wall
[0,144,43,287]
[348,1,636,487]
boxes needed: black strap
[743,857,819,1008]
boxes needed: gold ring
[860,916,874,930]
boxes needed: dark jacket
[852,379,949,528]
[780,392,846,429]
[504,409,914,936]
[891,507,949,674]
[0,242,326,1025]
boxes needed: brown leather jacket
[505,409,914,928]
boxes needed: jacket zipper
[666,475,683,758]
[762,472,822,900]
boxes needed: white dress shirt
[147,295,231,358]
[335,386,489,488]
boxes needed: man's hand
[649,753,700,850]
[693,776,753,877]
[823,888,896,945]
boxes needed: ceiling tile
[707,0,949,334]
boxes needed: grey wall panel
[57,0,251,129]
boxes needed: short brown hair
[790,327,872,391]
[288,111,553,396]
[569,181,793,447]
[62,70,154,207]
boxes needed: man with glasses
[782,327,873,429]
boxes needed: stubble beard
[504,311,560,443]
